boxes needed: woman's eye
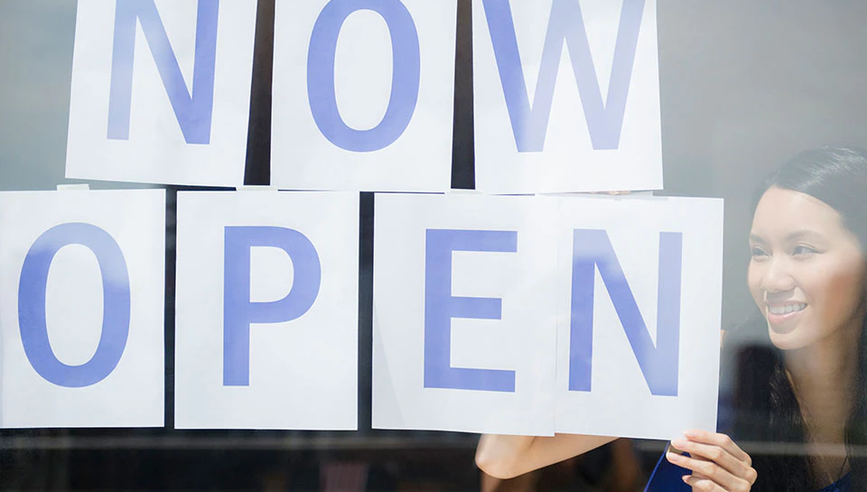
[750,247,769,259]
[793,245,816,256]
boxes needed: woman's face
[748,186,867,351]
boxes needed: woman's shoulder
[815,473,851,492]
[643,447,690,492]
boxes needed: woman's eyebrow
[749,230,824,244]
[784,229,824,242]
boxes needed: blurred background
[2,0,867,490]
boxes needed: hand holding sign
[668,431,757,492]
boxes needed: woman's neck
[783,321,861,486]
[784,326,859,443]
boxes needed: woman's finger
[666,451,751,491]
[684,430,752,466]
[683,474,726,491]
[671,438,754,482]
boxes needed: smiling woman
[653,146,867,491]
[727,146,867,491]
[748,187,867,352]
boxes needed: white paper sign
[554,195,723,440]
[0,189,165,428]
[174,191,359,429]
[473,0,663,193]
[66,0,257,186]
[373,193,559,435]
[271,0,458,192]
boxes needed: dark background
[2,0,867,489]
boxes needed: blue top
[817,474,851,492]
[643,447,852,492]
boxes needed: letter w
[569,229,681,396]
[107,0,219,144]
[481,0,645,151]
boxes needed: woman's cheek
[824,270,864,323]
[809,265,863,339]
[747,264,765,311]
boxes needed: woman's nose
[760,256,796,293]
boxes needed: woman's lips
[765,302,807,327]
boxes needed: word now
[107,0,641,150]
[66,0,660,193]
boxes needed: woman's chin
[767,324,809,351]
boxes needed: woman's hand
[666,430,757,491]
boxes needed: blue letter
[18,223,131,388]
[223,226,321,386]
[424,229,517,392]
[108,0,219,144]
[569,229,681,396]
[307,0,420,152]
[481,0,645,151]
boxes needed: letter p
[223,226,321,386]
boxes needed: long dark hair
[727,146,867,491]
